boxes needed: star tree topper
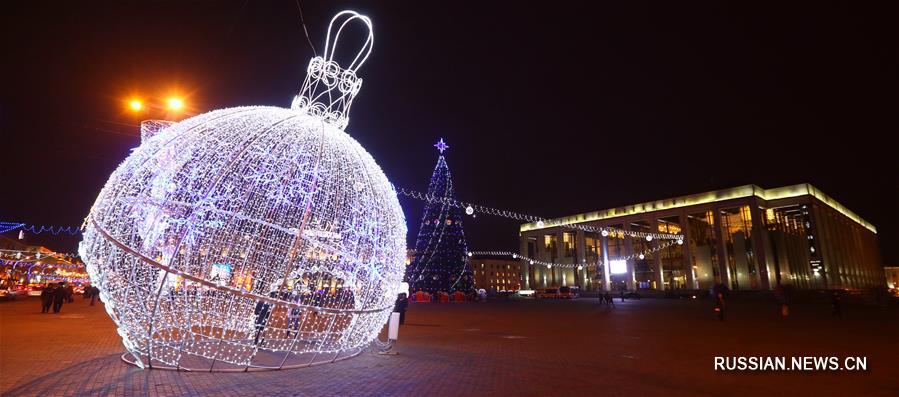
[434,138,449,154]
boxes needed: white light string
[8,181,685,245]
[396,187,684,241]
[0,248,82,261]
[467,239,683,270]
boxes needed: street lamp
[128,99,143,111]
[167,97,184,111]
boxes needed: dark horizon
[2,1,896,263]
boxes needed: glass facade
[720,206,760,290]
[762,205,812,289]
[584,234,601,290]
[526,237,537,288]
[562,232,575,258]
[630,220,655,290]
[658,216,687,290]
[606,224,627,291]
[687,211,718,290]
[544,235,557,260]
[520,185,882,292]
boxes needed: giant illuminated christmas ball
[78,11,407,371]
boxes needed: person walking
[90,286,100,306]
[52,283,67,313]
[287,305,302,338]
[285,290,302,337]
[712,282,729,321]
[714,292,726,321]
[605,292,615,308]
[620,289,625,303]
[65,283,75,303]
[40,285,54,313]
[253,292,276,346]
[830,291,842,319]
[394,293,408,325]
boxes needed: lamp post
[125,95,188,141]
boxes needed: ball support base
[120,348,364,372]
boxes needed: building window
[631,220,655,289]
[658,216,687,289]
[688,211,718,290]
[720,206,758,290]
[563,232,575,257]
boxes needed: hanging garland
[468,238,683,270]
[396,188,684,241]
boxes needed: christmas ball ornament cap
[290,10,373,130]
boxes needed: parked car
[27,285,46,297]
[535,288,559,299]
[558,286,580,299]
[1,286,28,300]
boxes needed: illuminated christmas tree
[406,139,473,293]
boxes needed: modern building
[519,184,883,292]
[885,267,899,289]
[470,255,522,292]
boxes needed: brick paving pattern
[1,296,897,396]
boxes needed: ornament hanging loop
[292,10,374,131]
[323,10,374,73]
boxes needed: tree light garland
[78,11,406,371]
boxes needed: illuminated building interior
[519,184,883,291]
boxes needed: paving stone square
[1,296,897,396]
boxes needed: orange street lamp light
[167,97,184,111]
[128,99,143,111]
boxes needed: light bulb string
[0,222,81,236]
[468,239,682,269]
[3,183,685,249]
[396,187,684,241]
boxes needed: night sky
[2,1,896,264]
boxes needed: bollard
[388,312,400,341]
[371,312,401,355]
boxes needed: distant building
[885,267,899,289]
[0,236,87,287]
[470,255,522,292]
[406,249,416,266]
[519,184,883,292]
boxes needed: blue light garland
[0,259,85,269]
[0,222,81,236]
